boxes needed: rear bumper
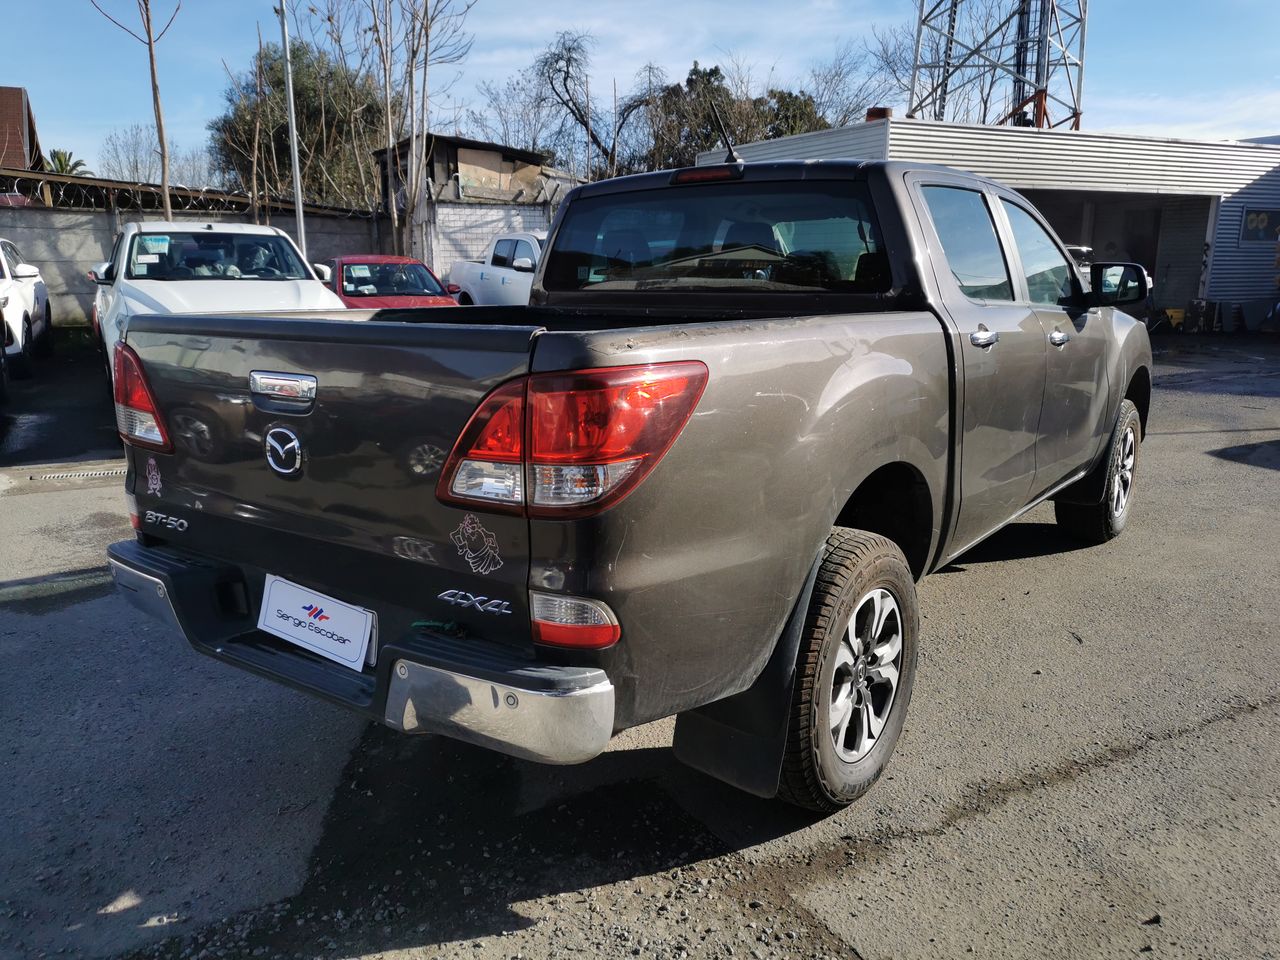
[107,539,614,764]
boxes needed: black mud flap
[671,553,822,798]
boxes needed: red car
[321,254,459,309]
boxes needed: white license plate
[257,575,374,671]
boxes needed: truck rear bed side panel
[528,311,951,728]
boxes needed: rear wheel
[10,318,34,379]
[34,303,54,357]
[458,293,474,305]
[777,528,919,812]
[1054,399,1141,544]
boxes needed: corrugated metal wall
[884,120,1279,196]
[1206,167,1280,301]
[708,118,1280,304]
[696,120,890,164]
[1154,197,1213,308]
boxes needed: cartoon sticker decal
[145,456,163,496]
[449,514,503,575]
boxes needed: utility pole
[278,1,307,257]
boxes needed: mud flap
[671,553,822,798]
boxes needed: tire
[10,318,34,379]
[1054,399,1141,545]
[777,528,920,813]
[34,304,54,357]
[458,293,474,305]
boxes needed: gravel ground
[1,336,1277,960]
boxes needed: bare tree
[805,41,895,127]
[362,0,475,253]
[534,32,646,179]
[99,123,161,182]
[467,68,562,158]
[90,1,182,219]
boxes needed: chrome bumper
[108,554,181,628]
[107,540,615,766]
[384,659,614,765]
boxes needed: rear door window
[920,186,1013,301]
[491,239,515,268]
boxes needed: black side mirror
[1090,262,1149,307]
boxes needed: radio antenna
[709,101,743,163]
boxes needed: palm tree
[46,149,93,176]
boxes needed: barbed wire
[0,170,379,220]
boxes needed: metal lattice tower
[907,0,1087,129]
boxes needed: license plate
[257,575,374,671]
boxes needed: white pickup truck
[447,231,544,305]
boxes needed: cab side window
[921,186,1013,301]
[512,239,536,264]
[1001,200,1076,307]
[491,239,515,268]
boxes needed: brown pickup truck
[107,160,1151,811]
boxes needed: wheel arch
[833,461,935,580]
[1125,365,1151,438]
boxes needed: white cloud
[1087,88,1280,142]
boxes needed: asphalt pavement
[1,335,1277,960]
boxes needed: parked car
[90,221,347,381]
[1,237,52,379]
[320,254,459,310]
[107,160,1152,813]
[447,232,544,305]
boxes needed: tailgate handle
[250,371,317,401]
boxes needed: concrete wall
[423,202,550,283]
[0,206,386,327]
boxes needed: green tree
[209,39,389,213]
[46,149,93,176]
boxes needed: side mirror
[14,263,40,280]
[312,263,332,283]
[1090,262,1149,307]
[511,256,535,273]
[446,283,461,295]
[89,261,114,285]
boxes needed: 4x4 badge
[449,514,503,574]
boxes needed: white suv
[1,237,52,381]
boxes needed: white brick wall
[424,202,550,280]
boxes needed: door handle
[1049,329,1071,347]
[969,327,999,348]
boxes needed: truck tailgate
[122,314,539,655]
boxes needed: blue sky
[8,0,1280,171]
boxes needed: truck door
[484,238,515,303]
[995,196,1111,497]
[912,178,1048,554]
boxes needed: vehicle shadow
[128,724,818,958]
[1208,438,1280,472]
[0,336,121,469]
[937,520,1091,573]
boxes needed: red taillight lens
[530,592,620,649]
[437,361,707,517]
[113,342,171,452]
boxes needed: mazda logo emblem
[265,426,303,476]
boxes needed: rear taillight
[113,342,171,452]
[530,591,621,649]
[438,361,707,518]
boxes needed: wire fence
[0,169,379,220]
